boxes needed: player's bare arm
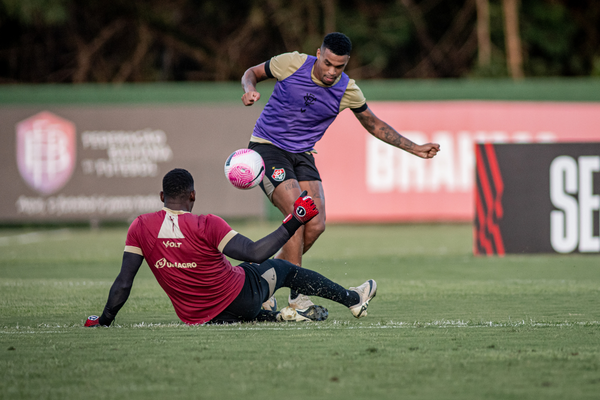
[95,252,143,326]
[355,107,440,159]
[241,62,270,106]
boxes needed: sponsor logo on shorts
[154,258,197,269]
[272,168,286,182]
[162,241,182,248]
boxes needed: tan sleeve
[217,230,238,253]
[124,245,143,256]
[339,79,367,112]
[269,52,308,81]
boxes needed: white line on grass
[2,319,599,334]
[199,320,600,331]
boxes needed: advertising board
[2,101,599,225]
[0,106,264,222]
[475,143,600,255]
[315,101,600,222]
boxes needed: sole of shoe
[297,305,328,321]
[278,305,328,322]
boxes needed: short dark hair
[322,32,352,56]
[162,168,194,199]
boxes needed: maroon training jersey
[124,207,245,325]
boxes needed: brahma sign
[315,101,600,223]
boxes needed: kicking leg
[272,180,327,264]
[272,179,304,266]
[298,180,326,255]
[271,179,313,309]
[272,180,328,310]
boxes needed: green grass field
[1,223,599,400]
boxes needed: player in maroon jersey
[85,168,376,326]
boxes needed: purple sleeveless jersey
[253,55,350,153]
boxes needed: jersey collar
[162,207,190,215]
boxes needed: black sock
[284,268,360,308]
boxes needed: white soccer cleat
[349,280,377,318]
[262,295,277,312]
[288,293,315,311]
[276,305,328,322]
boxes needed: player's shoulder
[177,212,217,229]
[200,214,233,235]
[203,213,229,227]
[126,210,164,242]
[340,78,366,112]
[270,52,309,80]
[134,209,166,224]
[346,78,362,91]
[272,51,308,64]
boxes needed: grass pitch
[1,223,599,400]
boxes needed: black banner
[475,143,600,254]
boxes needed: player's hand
[84,315,100,327]
[281,191,319,236]
[414,143,440,159]
[291,190,319,224]
[242,91,261,106]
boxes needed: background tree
[503,0,523,79]
[0,0,598,83]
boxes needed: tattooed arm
[354,107,440,159]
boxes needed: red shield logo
[272,168,286,182]
[16,111,76,195]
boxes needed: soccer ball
[224,149,265,190]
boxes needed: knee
[304,217,326,241]
[270,259,300,284]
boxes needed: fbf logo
[550,155,600,253]
[16,112,76,195]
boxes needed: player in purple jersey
[241,32,440,312]
[85,168,377,327]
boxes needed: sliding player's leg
[210,260,376,324]
[262,259,377,320]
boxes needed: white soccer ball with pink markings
[224,149,265,190]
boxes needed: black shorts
[209,259,297,324]
[249,142,321,200]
